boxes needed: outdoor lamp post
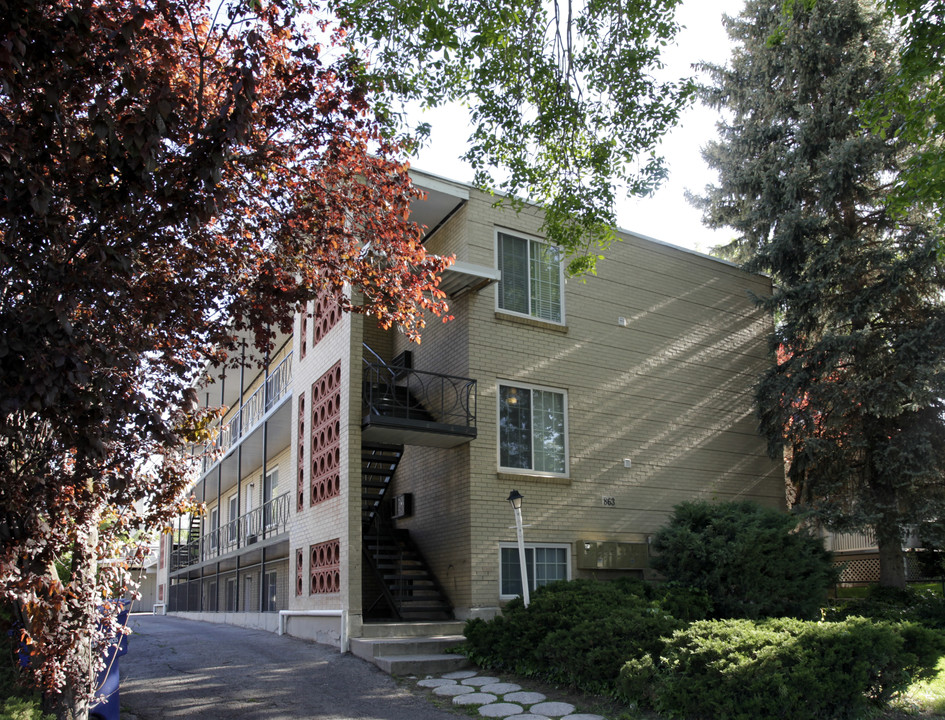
[507,490,530,608]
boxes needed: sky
[408,0,746,255]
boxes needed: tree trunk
[48,512,100,720]
[876,527,906,588]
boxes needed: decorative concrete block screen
[300,312,307,359]
[312,291,342,346]
[310,539,340,594]
[297,392,306,511]
[296,548,305,596]
[310,362,341,505]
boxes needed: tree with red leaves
[0,1,450,717]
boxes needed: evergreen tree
[694,0,945,587]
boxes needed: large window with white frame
[496,230,564,323]
[499,543,571,599]
[498,382,568,476]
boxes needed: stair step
[350,634,464,658]
[394,605,453,614]
[362,442,405,452]
[362,621,465,637]
[382,575,436,583]
[375,653,468,676]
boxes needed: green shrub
[825,584,945,630]
[650,500,838,619]
[462,577,709,695]
[618,616,945,720]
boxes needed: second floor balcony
[361,345,477,448]
[170,491,291,572]
[201,351,293,475]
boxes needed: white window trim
[494,228,566,325]
[497,380,570,477]
[498,542,572,600]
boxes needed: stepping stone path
[412,670,609,720]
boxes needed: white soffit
[439,261,500,297]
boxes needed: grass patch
[896,657,945,715]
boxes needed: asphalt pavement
[120,614,460,720]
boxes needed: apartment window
[208,507,219,551]
[499,543,570,599]
[498,382,568,475]
[206,581,218,612]
[225,578,237,612]
[263,469,279,529]
[263,570,278,612]
[497,231,564,323]
[227,495,239,544]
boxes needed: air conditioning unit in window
[392,493,413,519]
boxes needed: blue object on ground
[90,601,130,720]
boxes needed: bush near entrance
[462,502,945,718]
[649,500,838,620]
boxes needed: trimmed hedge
[618,616,945,720]
[462,578,710,695]
[650,500,838,619]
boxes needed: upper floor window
[497,231,564,323]
[498,382,568,476]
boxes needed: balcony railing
[822,526,921,553]
[362,345,476,433]
[170,491,291,571]
[202,351,293,473]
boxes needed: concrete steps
[350,625,467,676]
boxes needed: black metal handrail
[362,348,476,430]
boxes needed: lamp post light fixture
[507,489,530,608]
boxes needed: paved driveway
[120,614,458,720]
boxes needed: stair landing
[351,622,467,676]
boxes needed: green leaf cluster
[619,616,945,719]
[650,500,838,620]
[330,0,695,272]
[865,0,945,227]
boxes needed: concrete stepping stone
[417,677,456,688]
[442,669,479,680]
[562,715,607,720]
[433,684,475,697]
[462,676,502,686]
[506,715,551,720]
[480,682,522,694]
[454,692,499,706]
[478,702,524,717]
[531,701,576,717]
[504,691,546,705]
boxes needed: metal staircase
[363,518,454,621]
[360,345,454,622]
[361,442,404,529]
[361,441,453,621]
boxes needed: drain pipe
[278,609,347,651]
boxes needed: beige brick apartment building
[156,169,784,648]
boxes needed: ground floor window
[263,570,279,612]
[205,581,218,612]
[225,578,237,612]
[499,543,570,599]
